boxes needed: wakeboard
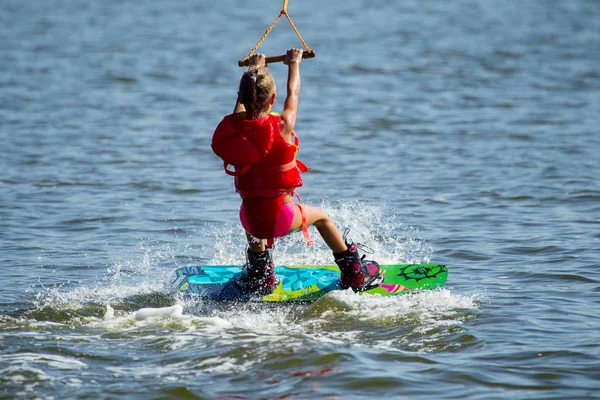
[172,264,447,302]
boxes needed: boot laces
[342,228,374,255]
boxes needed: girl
[212,49,383,294]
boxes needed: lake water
[1,0,599,399]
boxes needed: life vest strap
[290,132,310,173]
[237,188,291,198]
[239,159,310,176]
[247,160,297,175]
[293,192,313,246]
[296,159,310,173]
[224,163,249,177]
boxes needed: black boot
[334,240,383,292]
[236,248,279,294]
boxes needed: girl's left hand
[247,54,266,68]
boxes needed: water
[1,0,599,398]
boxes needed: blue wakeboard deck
[172,264,448,302]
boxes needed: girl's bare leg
[246,232,266,252]
[288,204,347,253]
[286,202,383,292]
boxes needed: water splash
[207,200,434,266]
[9,200,472,356]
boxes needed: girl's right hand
[283,48,303,65]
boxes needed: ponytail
[239,67,276,118]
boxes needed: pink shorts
[240,200,296,239]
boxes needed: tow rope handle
[238,0,316,67]
[239,51,315,67]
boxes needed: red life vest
[212,113,309,198]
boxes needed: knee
[302,205,331,228]
[313,212,332,228]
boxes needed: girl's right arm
[280,48,303,141]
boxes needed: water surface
[1,0,599,399]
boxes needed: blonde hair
[239,67,276,117]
